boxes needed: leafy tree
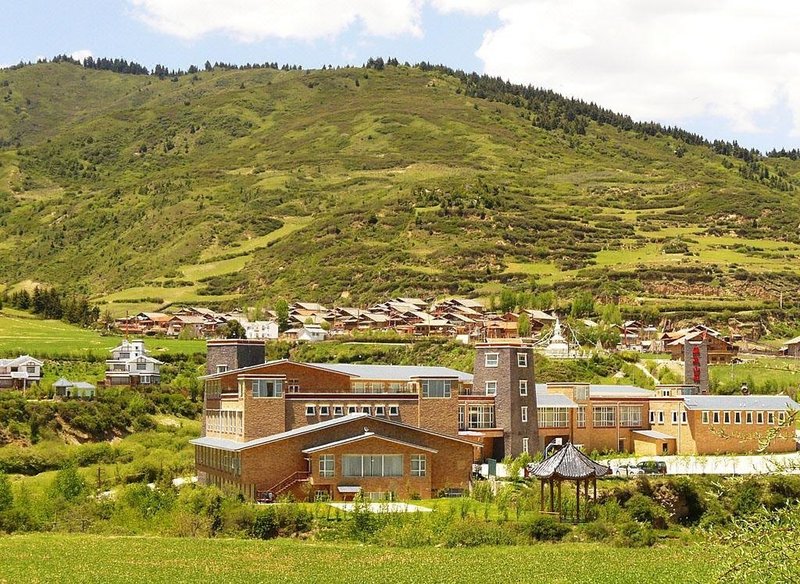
[570,292,595,318]
[275,299,290,332]
[220,319,247,339]
[517,313,531,337]
[51,464,86,502]
[599,303,622,325]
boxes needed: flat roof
[683,395,800,411]
[633,430,676,440]
[308,363,473,382]
[537,393,579,408]
[590,385,654,398]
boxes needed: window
[681,411,687,424]
[768,411,775,424]
[517,353,528,367]
[574,385,589,401]
[318,405,330,417]
[734,411,741,424]
[658,411,665,424]
[757,411,764,424]
[252,379,283,398]
[620,406,642,427]
[577,406,586,428]
[347,404,358,414]
[360,405,371,415]
[136,362,148,371]
[485,381,497,396]
[26,365,37,374]
[724,411,731,424]
[388,405,400,416]
[374,405,385,416]
[671,411,678,424]
[287,379,300,392]
[421,379,452,398]
[593,406,615,428]
[538,408,568,428]
[519,380,528,396]
[713,411,720,424]
[319,454,334,478]
[411,454,426,477]
[522,438,529,454]
[342,455,403,477]
[521,406,528,423]
[305,404,316,416]
[778,411,786,424]
[485,353,499,367]
[333,405,344,417]
[649,411,656,424]
[702,411,709,424]
[746,411,753,424]
[216,364,229,374]
[464,405,495,429]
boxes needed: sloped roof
[301,431,437,454]
[310,363,473,382]
[590,384,654,398]
[537,393,579,408]
[529,443,611,480]
[633,429,675,440]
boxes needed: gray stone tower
[205,339,265,375]
[473,341,539,459]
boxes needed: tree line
[5,286,99,326]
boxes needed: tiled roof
[529,443,611,479]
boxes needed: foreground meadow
[0,533,716,584]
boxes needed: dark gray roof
[683,395,800,411]
[529,443,611,480]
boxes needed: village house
[0,355,43,389]
[104,340,163,386]
[284,324,328,342]
[53,378,96,399]
[781,335,800,358]
[661,325,738,363]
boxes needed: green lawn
[0,534,717,584]
[711,357,800,394]
[0,309,205,358]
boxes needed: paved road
[606,452,800,475]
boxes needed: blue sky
[3,0,800,152]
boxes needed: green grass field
[0,309,205,358]
[0,534,717,584]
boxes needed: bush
[443,518,520,547]
[624,494,669,529]
[250,505,313,540]
[580,520,615,542]
[614,521,657,548]
[521,515,572,542]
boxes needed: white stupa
[544,318,571,358]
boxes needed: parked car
[636,460,667,475]
[615,464,645,477]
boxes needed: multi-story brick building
[193,340,541,500]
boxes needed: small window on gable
[485,353,499,368]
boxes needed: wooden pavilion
[529,442,611,523]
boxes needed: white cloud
[473,0,800,135]
[128,0,424,42]
[70,49,93,62]
[431,0,518,16]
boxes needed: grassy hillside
[2,61,800,314]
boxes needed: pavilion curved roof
[529,443,611,480]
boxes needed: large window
[319,454,334,478]
[577,406,586,428]
[252,379,283,398]
[411,454,426,477]
[342,455,403,477]
[538,407,568,428]
[462,404,495,429]
[421,379,452,398]
[593,406,615,427]
[620,406,642,428]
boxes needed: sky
[3,0,800,152]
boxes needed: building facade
[104,340,163,386]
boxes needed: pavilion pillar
[540,480,545,512]
[575,480,580,524]
[557,481,562,519]
[549,478,554,512]
[593,478,597,500]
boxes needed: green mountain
[1,61,800,315]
